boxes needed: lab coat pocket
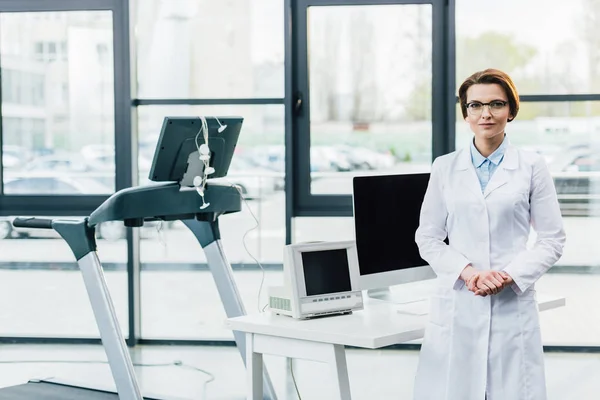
[428,290,453,327]
[517,289,540,332]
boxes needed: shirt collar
[470,135,507,168]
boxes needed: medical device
[268,240,364,319]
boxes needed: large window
[0,11,116,194]
[0,5,128,340]
[2,0,595,351]
[292,0,446,215]
[134,0,286,340]
[456,0,600,346]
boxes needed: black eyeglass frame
[465,100,509,114]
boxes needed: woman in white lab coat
[413,69,566,400]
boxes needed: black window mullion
[0,0,115,13]
[0,195,109,216]
[132,98,284,106]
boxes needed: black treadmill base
[0,380,161,399]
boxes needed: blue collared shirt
[470,136,507,192]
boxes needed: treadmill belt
[0,381,161,400]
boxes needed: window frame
[289,0,454,217]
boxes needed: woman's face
[464,83,512,142]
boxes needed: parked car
[22,153,90,173]
[80,144,153,172]
[310,146,352,172]
[214,157,280,199]
[336,145,396,170]
[549,147,600,217]
[0,175,164,240]
[3,145,33,170]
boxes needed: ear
[507,115,514,122]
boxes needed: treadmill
[2,117,277,400]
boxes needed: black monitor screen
[301,249,352,296]
[352,173,429,276]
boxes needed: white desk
[226,294,565,400]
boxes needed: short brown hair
[458,69,520,122]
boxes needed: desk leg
[247,333,264,400]
[327,344,351,400]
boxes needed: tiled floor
[0,344,598,399]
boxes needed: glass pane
[0,216,127,337]
[307,5,432,195]
[0,11,115,194]
[137,105,285,339]
[455,101,600,345]
[456,0,599,94]
[135,0,284,98]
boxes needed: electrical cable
[0,359,215,388]
[225,181,268,313]
[289,358,302,400]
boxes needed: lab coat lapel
[454,147,484,200]
[483,145,518,198]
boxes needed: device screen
[353,173,429,275]
[301,249,352,296]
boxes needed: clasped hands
[460,265,514,297]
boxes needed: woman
[413,69,566,400]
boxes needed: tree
[456,32,537,88]
[403,6,432,122]
[581,0,600,92]
[307,12,342,122]
[405,32,538,121]
[348,10,377,123]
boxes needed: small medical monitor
[301,248,352,296]
[275,240,363,319]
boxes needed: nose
[480,105,492,118]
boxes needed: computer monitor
[148,116,243,186]
[268,241,364,319]
[352,173,436,298]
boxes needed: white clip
[195,186,210,210]
[199,144,210,161]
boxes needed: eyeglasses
[465,100,508,116]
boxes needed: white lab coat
[413,144,566,400]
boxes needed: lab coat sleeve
[503,156,566,295]
[415,158,471,290]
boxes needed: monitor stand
[367,285,432,316]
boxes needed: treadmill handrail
[13,217,54,229]
[88,181,242,226]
